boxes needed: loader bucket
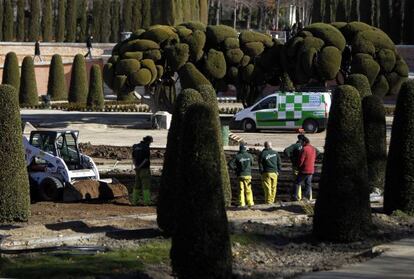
[63,179,129,202]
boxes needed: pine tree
[16,0,25,41]
[93,0,102,42]
[122,0,133,31]
[47,54,67,101]
[131,0,142,31]
[87,65,105,109]
[78,0,88,42]
[110,0,121,42]
[142,0,152,29]
[68,54,88,104]
[2,52,20,92]
[19,56,39,106]
[56,0,66,42]
[42,0,53,42]
[66,0,77,42]
[0,84,31,222]
[101,0,111,42]
[3,0,14,41]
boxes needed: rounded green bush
[304,23,346,52]
[301,48,318,76]
[241,55,250,67]
[378,49,396,73]
[394,58,409,77]
[386,72,406,96]
[351,56,380,86]
[341,21,372,42]
[122,51,144,60]
[47,54,67,101]
[143,49,162,61]
[352,38,376,56]
[68,54,88,104]
[129,39,160,51]
[141,59,158,83]
[225,48,244,65]
[331,22,347,30]
[287,36,304,58]
[372,75,389,98]
[353,29,396,53]
[226,66,238,82]
[19,56,39,106]
[179,63,211,90]
[297,30,314,38]
[241,64,255,82]
[345,74,372,98]
[223,37,239,49]
[316,46,342,81]
[156,65,164,79]
[2,52,20,93]
[165,43,190,72]
[113,75,128,92]
[204,49,226,79]
[179,21,206,32]
[87,64,104,109]
[239,30,273,47]
[0,84,30,222]
[115,59,141,75]
[140,26,179,44]
[176,26,193,39]
[243,42,265,57]
[182,30,206,62]
[206,25,237,46]
[129,68,152,85]
[299,37,324,52]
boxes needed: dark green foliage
[287,37,304,58]
[239,30,273,47]
[68,54,88,104]
[304,23,346,51]
[243,42,265,57]
[123,0,133,31]
[16,0,25,41]
[225,49,244,65]
[300,37,325,52]
[180,21,206,32]
[77,0,87,42]
[113,75,128,92]
[157,89,204,236]
[101,0,112,43]
[313,85,372,242]
[2,52,20,92]
[56,0,66,42]
[103,63,115,89]
[3,0,14,41]
[176,26,192,39]
[143,49,162,61]
[19,57,39,106]
[346,74,372,98]
[122,51,144,60]
[311,0,323,22]
[142,0,152,29]
[0,1,4,40]
[141,59,157,83]
[182,30,206,61]
[206,25,238,46]
[129,68,151,85]
[351,56,380,86]
[140,26,179,44]
[110,0,121,42]
[372,75,389,98]
[378,49,396,73]
[384,80,414,214]
[93,0,102,42]
[224,38,239,49]
[386,72,406,96]
[362,95,386,191]
[316,46,342,80]
[0,84,30,222]
[394,58,409,77]
[179,63,211,90]
[87,65,105,109]
[115,59,141,75]
[165,43,190,72]
[204,49,226,79]
[170,103,232,278]
[350,0,360,21]
[132,0,142,31]
[42,0,53,42]
[47,54,67,101]
[66,0,77,42]
[353,29,396,54]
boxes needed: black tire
[303,119,319,133]
[243,119,256,132]
[39,177,64,201]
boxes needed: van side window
[252,97,277,111]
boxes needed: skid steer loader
[23,129,129,202]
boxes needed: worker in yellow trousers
[132,136,153,205]
[228,144,254,207]
[259,141,282,204]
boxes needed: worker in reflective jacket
[259,141,282,204]
[132,135,153,205]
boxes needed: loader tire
[39,177,63,201]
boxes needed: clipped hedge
[345,74,372,98]
[47,54,67,101]
[19,57,39,106]
[87,65,104,109]
[179,62,211,90]
[68,54,88,104]
[204,49,226,79]
[2,52,20,92]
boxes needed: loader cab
[30,130,82,170]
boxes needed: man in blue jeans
[295,137,317,201]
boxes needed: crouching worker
[259,141,282,204]
[132,136,153,205]
[228,144,254,207]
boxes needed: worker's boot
[131,188,141,206]
[142,189,152,206]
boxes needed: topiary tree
[29,0,41,41]
[384,80,414,214]
[157,89,204,236]
[2,52,20,92]
[87,65,105,109]
[100,0,111,43]
[346,74,372,99]
[16,0,25,41]
[110,0,121,42]
[313,85,372,242]
[170,103,232,279]
[42,0,53,42]
[77,0,88,42]
[0,84,31,222]
[47,54,67,101]
[19,56,39,106]
[362,95,387,192]
[3,0,14,41]
[68,54,88,104]
[66,0,77,42]
[93,0,102,42]
[56,0,66,42]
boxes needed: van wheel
[39,177,63,201]
[303,119,318,133]
[243,119,256,132]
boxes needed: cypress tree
[68,54,88,104]
[2,52,20,93]
[349,0,360,21]
[66,0,77,42]
[19,56,39,106]
[403,0,414,44]
[47,54,67,101]
[312,0,323,22]
[151,0,162,24]
[122,0,133,32]
[16,0,25,41]
[170,103,232,279]
[0,84,31,222]
[131,0,142,31]
[87,65,105,109]
[0,0,4,41]
[384,80,414,214]
[313,85,372,242]
[29,0,41,41]
[362,95,386,192]
[93,0,102,42]
[324,0,332,22]
[359,0,372,24]
[390,0,403,44]
[111,0,121,42]
[157,89,204,236]
[380,0,390,34]
[101,0,111,43]
[3,0,14,41]
[78,0,88,42]
[56,0,66,42]
[142,0,152,29]
[42,0,53,42]
[199,0,208,24]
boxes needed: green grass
[0,240,171,278]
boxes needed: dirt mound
[80,143,165,160]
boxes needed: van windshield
[252,97,277,111]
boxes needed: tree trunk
[233,0,237,29]
[215,0,221,25]
[275,0,279,29]
[247,6,252,29]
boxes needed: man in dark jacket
[284,134,306,200]
[296,137,317,201]
[228,144,254,207]
[132,135,153,205]
[85,36,93,59]
[34,40,43,62]
[259,141,282,204]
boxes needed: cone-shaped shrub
[157,89,204,236]
[2,52,20,92]
[362,95,387,192]
[87,65,104,109]
[0,84,31,222]
[178,63,211,90]
[19,57,39,106]
[47,54,67,101]
[170,103,232,279]
[313,85,372,242]
[384,80,414,214]
[3,0,14,41]
[68,54,88,104]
